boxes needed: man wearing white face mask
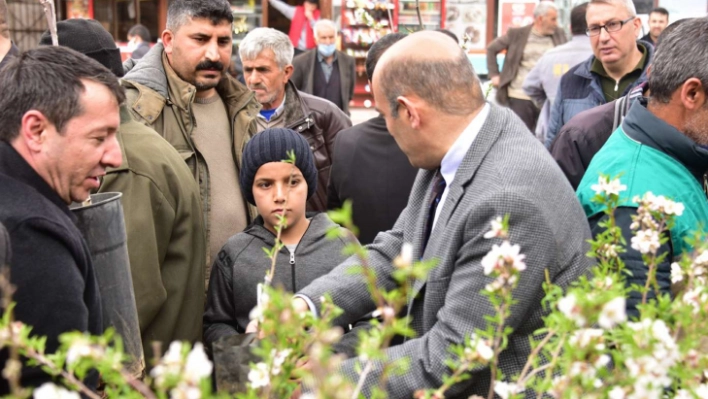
[291,19,356,115]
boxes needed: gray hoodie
[203,213,355,349]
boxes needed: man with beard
[239,27,351,212]
[576,17,708,318]
[122,0,261,286]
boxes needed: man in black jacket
[0,46,124,392]
[327,33,418,245]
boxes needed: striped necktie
[422,171,446,251]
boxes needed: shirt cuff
[294,294,319,319]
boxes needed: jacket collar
[282,81,309,129]
[622,98,708,183]
[0,141,76,222]
[106,105,134,174]
[244,212,332,248]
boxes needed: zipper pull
[614,81,619,92]
[290,252,295,265]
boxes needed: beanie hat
[39,19,124,78]
[240,128,318,205]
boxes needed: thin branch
[351,361,373,399]
[516,330,556,384]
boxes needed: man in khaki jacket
[122,0,260,281]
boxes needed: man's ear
[18,110,50,153]
[680,78,707,111]
[397,96,420,129]
[162,29,174,55]
[283,64,294,82]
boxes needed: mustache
[196,60,224,71]
[249,83,268,91]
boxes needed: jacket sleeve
[486,33,511,78]
[550,125,586,190]
[545,84,565,148]
[268,0,295,19]
[348,57,356,103]
[203,248,241,352]
[290,58,306,92]
[522,57,547,107]
[588,208,673,320]
[322,106,353,161]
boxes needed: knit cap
[39,19,124,78]
[240,128,317,205]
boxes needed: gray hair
[534,1,557,18]
[379,50,483,118]
[649,17,708,104]
[239,27,294,69]
[588,0,636,17]
[313,19,337,37]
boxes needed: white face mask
[127,38,138,52]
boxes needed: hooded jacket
[203,213,355,348]
[121,43,261,260]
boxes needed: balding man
[0,0,19,71]
[291,31,592,397]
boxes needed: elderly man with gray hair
[240,27,351,212]
[486,1,566,132]
[290,19,356,115]
[576,16,708,319]
[0,0,19,71]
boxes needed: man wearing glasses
[545,0,651,148]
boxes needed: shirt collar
[439,103,491,185]
[257,92,287,120]
[317,51,338,63]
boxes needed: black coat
[327,115,418,244]
[0,142,103,392]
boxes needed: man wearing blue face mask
[291,19,356,115]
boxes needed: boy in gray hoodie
[203,128,356,350]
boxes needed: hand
[490,75,500,87]
[245,319,266,339]
[292,297,310,315]
[304,8,314,20]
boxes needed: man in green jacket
[577,17,708,318]
[122,0,261,284]
[40,19,207,361]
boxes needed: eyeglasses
[586,16,636,37]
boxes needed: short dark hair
[0,46,125,142]
[655,18,691,49]
[570,2,589,35]
[380,49,482,117]
[0,0,9,39]
[366,33,406,81]
[166,0,233,31]
[649,17,708,104]
[128,24,150,42]
[435,28,458,44]
[649,7,669,18]
[304,0,319,6]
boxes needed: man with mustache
[239,27,351,212]
[122,0,261,287]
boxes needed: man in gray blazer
[289,31,592,397]
[290,19,356,115]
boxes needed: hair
[379,49,482,118]
[588,0,636,17]
[648,17,708,104]
[128,24,150,42]
[239,27,294,69]
[313,19,336,37]
[435,28,458,44]
[0,0,9,40]
[649,7,669,18]
[0,46,125,142]
[304,0,319,6]
[366,33,406,81]
[533,1,557,18]
[655,18,691,49]
[166,0,233,31]
[570,2,589,35]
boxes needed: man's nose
[205,40,220,61]
[102,133,122,169]
[599,27,611,41]
[274,183,286,202]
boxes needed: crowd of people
[0,0,707,397]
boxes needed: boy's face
[253,162,308,234]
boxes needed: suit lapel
[409,104,506,300]
[306,51,317,93]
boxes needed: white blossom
[695,251,708,267]
[569,328,604,350]
[271,348,292,375]
[65,337,102,366]
[250,283,270,322]
[475,339,494,361]
[558,293,586,327]
[598,297,626,329]
[673,389,692,399]
[595,354,611,368]
[183,343,212,384]
[400,243,413,266]
[33,383,81,399]
[591,176,627,197]
[608,386,626,399]
[493,381,522,399]
[248,362,270,389]
[170,383,202,399]
[150,341,185,386]
[481,241,526,276]
[631,229,661,255]
[694,384,708,399]
[483,216,505,239]
[682,287,708,314]
[671,263,684,284]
